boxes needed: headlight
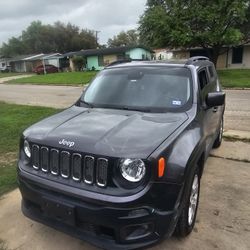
[119,159,146,182]
[24,140,31,158]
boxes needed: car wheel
[213,117,223,148]
[175,167,200,237]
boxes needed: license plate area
[42,197,75,226]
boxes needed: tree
[139,0,250,66]
[0,21,97,57]
[107,29,139,47]
[0,37,25,57]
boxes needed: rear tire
[213,117,223,148]
[175,167,200,237]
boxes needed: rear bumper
[18,170,180,250]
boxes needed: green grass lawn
[5,69,250,88]
[8,71,97,85]
[0,72,26,78]
[218,69,250,88]
[0,102,57,196]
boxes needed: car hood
[24,106,189,159]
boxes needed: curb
[224,87,250,90]
[223,130,250,142]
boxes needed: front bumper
[18,169,181,250]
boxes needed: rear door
[198,67,217,151]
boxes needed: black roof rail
[185,56,209,65]
[106,59,147,67]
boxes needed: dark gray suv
[18,56,225,249]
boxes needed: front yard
[0,102,57,196]
[4,69,250,88]
[217,69,250,88]
[0,72,26,78]
[7,71,97,85]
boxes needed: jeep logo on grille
[59,139,75,148]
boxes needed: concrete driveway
[0,84,249,131]
[0,74,32,83]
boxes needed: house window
[1,63,5,67]
[232,47,243,64]
[117,54,125,60]
[98,55,104,66]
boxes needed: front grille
[31,145,109,188]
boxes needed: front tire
[175,167,200,237]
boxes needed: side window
[198,69,208,90]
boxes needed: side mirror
[206,92,225,108]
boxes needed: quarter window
[208,66,215,79]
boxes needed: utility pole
[95,31,100,48]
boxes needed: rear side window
[198,70,208,90]
[208,66,215,79]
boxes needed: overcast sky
[0,0,147,46]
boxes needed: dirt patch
[0,239,9,250]
[0,152,17,167]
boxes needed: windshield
[81,66,193,112]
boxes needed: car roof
[105,57,214,70]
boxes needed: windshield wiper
[80,100,94,108]
[120,106,152,112]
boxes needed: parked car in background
[33,64,59,74]
[0,65,11,73]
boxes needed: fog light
[122,223,153,241]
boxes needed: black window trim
[198,67,209,90]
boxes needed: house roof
[62,46,154,58]
[9,54,35,62]
[170,43,250,52]
[9,53,62,62]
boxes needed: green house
[74,46,153,71]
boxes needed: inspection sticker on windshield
[172,100,182,106]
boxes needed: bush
[72,56,86,71]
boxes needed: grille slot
[50,149,59,175]
[30,145,108,188]
[60,151,70,178]
[32,145,40,170]
[96,158,108,187]
[84,156,95,184]
[72,153,82,181]
[41,147,49,172]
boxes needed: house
[63,46,154,71]
[0,56,11,71]
[171,44,250,69]
[153,48,173,60]
[9,53,62,72]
